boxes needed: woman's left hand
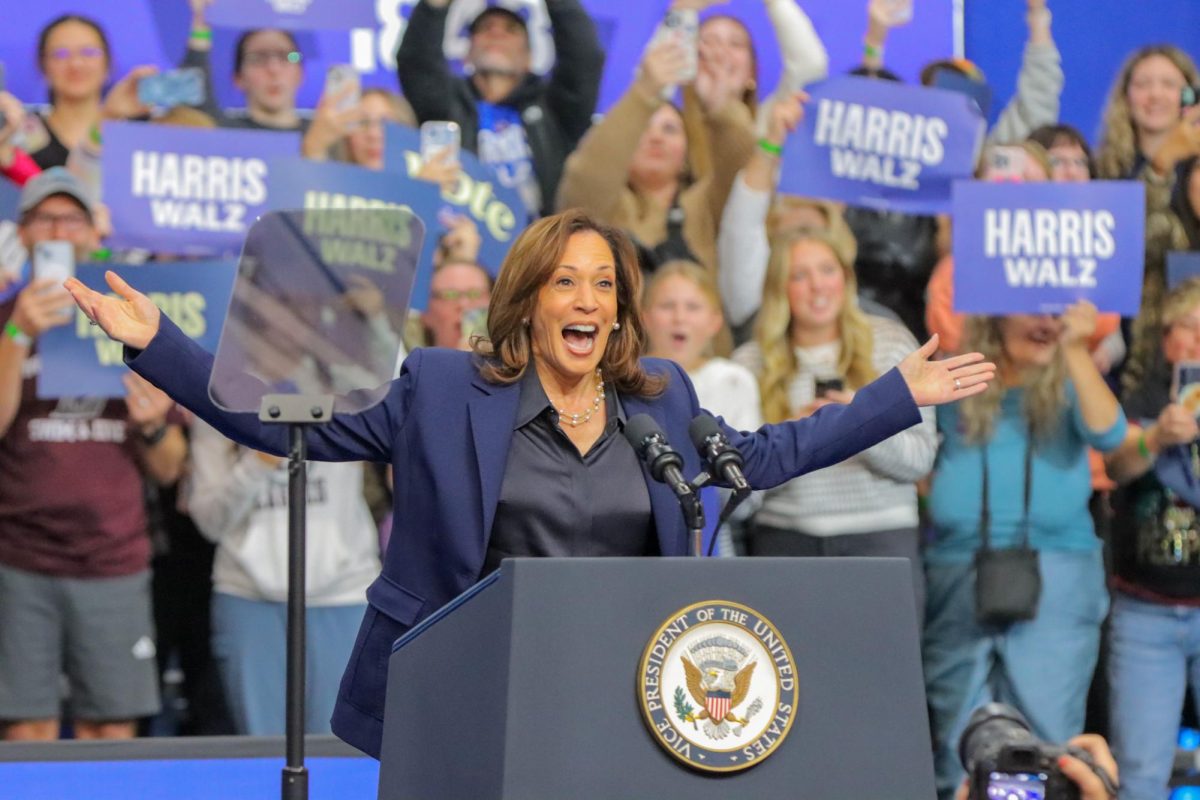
[897,334,995,407]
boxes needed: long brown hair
[472,209,667,397]
[1096,45,1200,179]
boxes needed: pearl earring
[522,317,529,326]
[613,322,621,331]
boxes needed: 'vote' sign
[952,181,1145,315]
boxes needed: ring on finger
[954,378,961,390]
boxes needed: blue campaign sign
[266,158,443,309]
[951,181,1146,316]
[206,0,376,30]
[0,178,18,222]
[778,76,985,215]
[102,122,301,256]
[1168,251,1200,290]
[38,260,238,399]
[383,124,523,276]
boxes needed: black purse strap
[980,425,1035,552]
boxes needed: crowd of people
[3,0,1200,798]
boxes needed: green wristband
[4,321,31,347]
[1138,430,1153,460]
[757,138,783,156]
[190,28,213,41]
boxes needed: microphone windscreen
[624,414,664,455]
[688,413,722,452]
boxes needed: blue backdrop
[4,1,1198,151]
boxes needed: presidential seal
[637,600,797,772]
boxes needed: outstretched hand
[63,271,161,351]
[897,334,995,407]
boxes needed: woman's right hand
[765,90,808,149]
[637,38,690,100]
[63,271,161,351]
[1152,404,1200,449]
[301,85,362,159]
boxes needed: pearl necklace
[554,369,605,428]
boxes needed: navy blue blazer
[129,316,921,757]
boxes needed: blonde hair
[767,196,858,263]
[642,259,731,360]
[1097,45,1200,179]
[754,230,876,424]
[957,316,1066,444]
[331,88,418,164]
[1163,276,1200,328]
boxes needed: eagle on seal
[681,650,756,740]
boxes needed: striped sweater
[733,315,936,536]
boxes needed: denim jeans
[1108,592,1200,800]
[923,549,1109,799]
[211,593,366,736]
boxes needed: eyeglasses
[242,50,302,68]
[430,288,487,302]
[1049,155,1090,171]
[46,46,105,62]
[22,212,91,233]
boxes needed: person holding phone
[0,169,186,741]
[1099,278,1200,800]
[183,0,307,131]
[397,0,604,218]
[555,32,755,274]
[731,229,936,605]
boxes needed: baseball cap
[468,5,528,35]
[18,167,96,219]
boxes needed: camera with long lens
[958,703,1116,800]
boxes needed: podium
[378,558,935,799]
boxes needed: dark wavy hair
[234,29,301,75]
[472,209,667,397]
[37,14,111,104]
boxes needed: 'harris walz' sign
[102,122,300,256]
[778,76,985,215]
[952,181,1145,315]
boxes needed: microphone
[624,414,692,498]
[688,413,750,495]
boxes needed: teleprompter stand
[258,394,335,800]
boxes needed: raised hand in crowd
[741,90,807,193]
[415,149,462,193]
[0,93,28,169]
[188,0,214,43]
[635,38,693,100]
[1026,0,1052,46]
[668,0,725,11]
[7,279,75,342]
[437,213,483,265]
[863,0,913,70]
[301,84,365,160]
[64,271,161,351]
[694,47,745,115]
[101,65,159,121]
[1151,104,1200,177]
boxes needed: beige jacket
[555,84,756,273]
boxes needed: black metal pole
[282,423,309,800]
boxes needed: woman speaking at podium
[65,209,992,758]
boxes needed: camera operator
[956,704,1120,800]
